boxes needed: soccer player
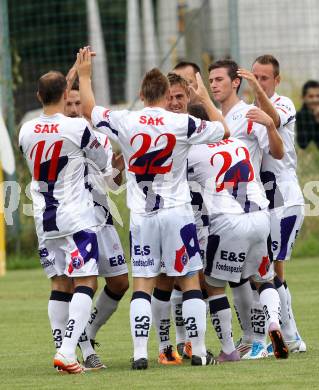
[208,59,287,359]
[188,134,273,361]
[76,47,229,369]
[151,73,210,365]
[63,82,129,370]
[238,54,306,353]
[19,71,110,373]
[172,61,202,104]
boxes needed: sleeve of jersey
[253,123,270,153]
[274,98,296,128]
[186,115,225,144]
[91,105,125,141]
[75,120,110,171]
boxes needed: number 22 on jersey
[128,133,176,175]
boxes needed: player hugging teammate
[19,48,305,374]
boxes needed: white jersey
[19,113,109,240]
[261,93,304,208]
[85,131,114,225]
[225,100,270,182]
[91,105,225,214]
[187,138,269,215]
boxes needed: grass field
[0,257,319,390]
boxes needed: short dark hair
[253,54,280,77]
[167,72,190,95]
[140,68,169,104]
[188,104,209,121]
[38,71,67,105]
[302,80,319,97]
[208,59,242,91]
[173,61,201,74]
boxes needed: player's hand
[76,47,95,78]
[237,68,260,92]
[190,72,211,104]
[246,107,273,127]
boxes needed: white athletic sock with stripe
[259,283,281,330]
[182,290,206,358]
[209,294,235,354]
[285,282,300,339]
[230,280,254,344]
[152,288,172,353]
[274,277,296,341]
[251,284,267,345]
[85,285,122,341]
[58,287,93,359]
[171,288,186,345]
[48,291,72,350]
[130,292,152,360]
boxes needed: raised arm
[246,107,284,159]
[76,47,96,120]
[190,73,230,138]
[237,68,280,128]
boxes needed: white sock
[274,277,296,341]
[182,290,206,358]
[285,282,300,339]
[59,287,93,359]
[48,291,72,350]
[78,329,96,360]
[208,294,235,354]
[130,292,152,360]
[251,285,267,345]
[171,288,186,345]
[86,285,122,340]
[230,280,254,344]
[152,288,171,353]
[259,283,281,330]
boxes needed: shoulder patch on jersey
[187,116,197,138]
[103,109,111,120]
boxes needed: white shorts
[38,228,99,278]
[204,210,271,283]
[97,225,128,277]
[130,204,203,278]
[269,205,304,261]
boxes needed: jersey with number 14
[188,137,269,215]
[19,113,109,240]
[92,106,225,214]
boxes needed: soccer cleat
[131,358,148,370]
[158,345,182,365]
[299,339,307,352]
[183,341,192,359]
[191,351,219,366]
[218,350,240,363]
[268,323,289,359]
[83,354,106,371]
[241,341,268,360]
[54,352,85,374]
[235,338,252,357]
[266,342,274,356]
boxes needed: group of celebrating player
[19,46,305,374]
